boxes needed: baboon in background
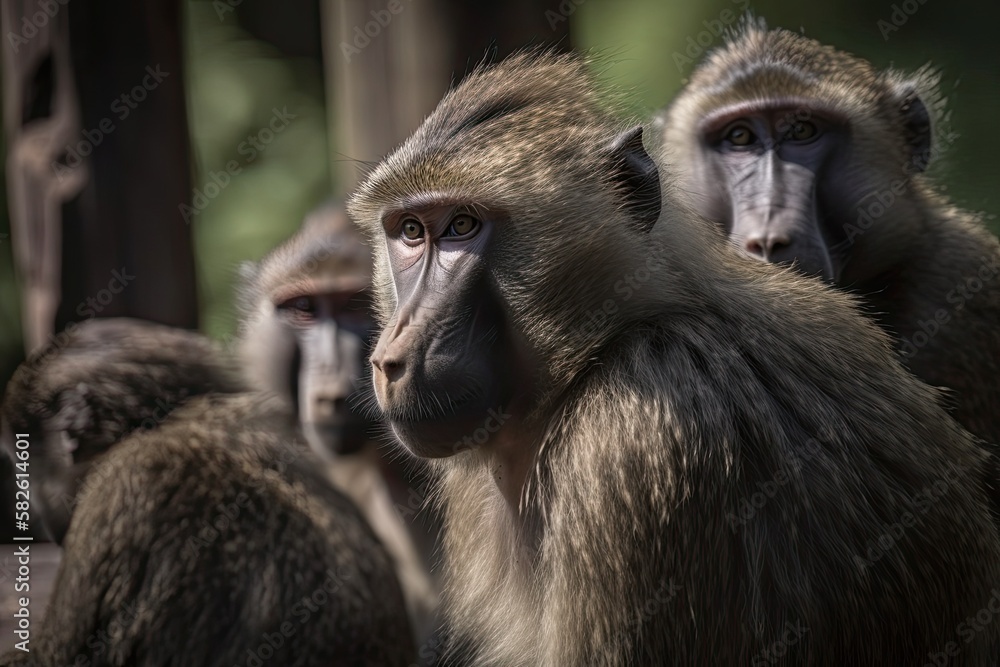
[655,20,1000,447]
[0,318,414,667]
[239,202,375,459]
[238,203,438,640]
[349,51,1000,665]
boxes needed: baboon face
[368,203,514,458]
[273,272,375,455]
[243,207,378,457]
[661,25,933,283]
[694,104,849,279]
[351,55,662,460]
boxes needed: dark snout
[298,323,371,456]
[371,301,508,459]
[730,156,834,281]
[302,384,369,456]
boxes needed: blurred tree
[1,2,81,356]
[325,0,572,193]
[2,0,199,358]
[1,0,196,543]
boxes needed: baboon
[348,51,1000,665]
[238,203,438,639]
[0,318,415,667]
[655,20,1000,447]
[239,202,375,458]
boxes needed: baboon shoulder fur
[0,319,414,667]
[350,52,1000,665]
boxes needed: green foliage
[185,1,332,339]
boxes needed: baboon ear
[897,85,932,173]
[605,126,662,233]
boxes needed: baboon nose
[371,354,406,383]
[745,234,791,260]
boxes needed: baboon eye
[401,218,425,240]
[277,295,316,323]
[789,121,818,141]
[445,214,480,238]
[726,125,756,146]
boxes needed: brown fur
[0,318,414,667]
[657,20,1000,447]
[350,51,1000,665]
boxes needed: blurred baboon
[239,203,374,458]
[348,52,1000,665]
[0,318,414,667]
[238,204,438,639]
[656,20,1000,447]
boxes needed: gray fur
[235,208,440,644]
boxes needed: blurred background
[0,0,997,639]
[0,0,997,417]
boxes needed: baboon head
[657,18,937,283]
[239,203,376,457]
[349,52,662,459]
